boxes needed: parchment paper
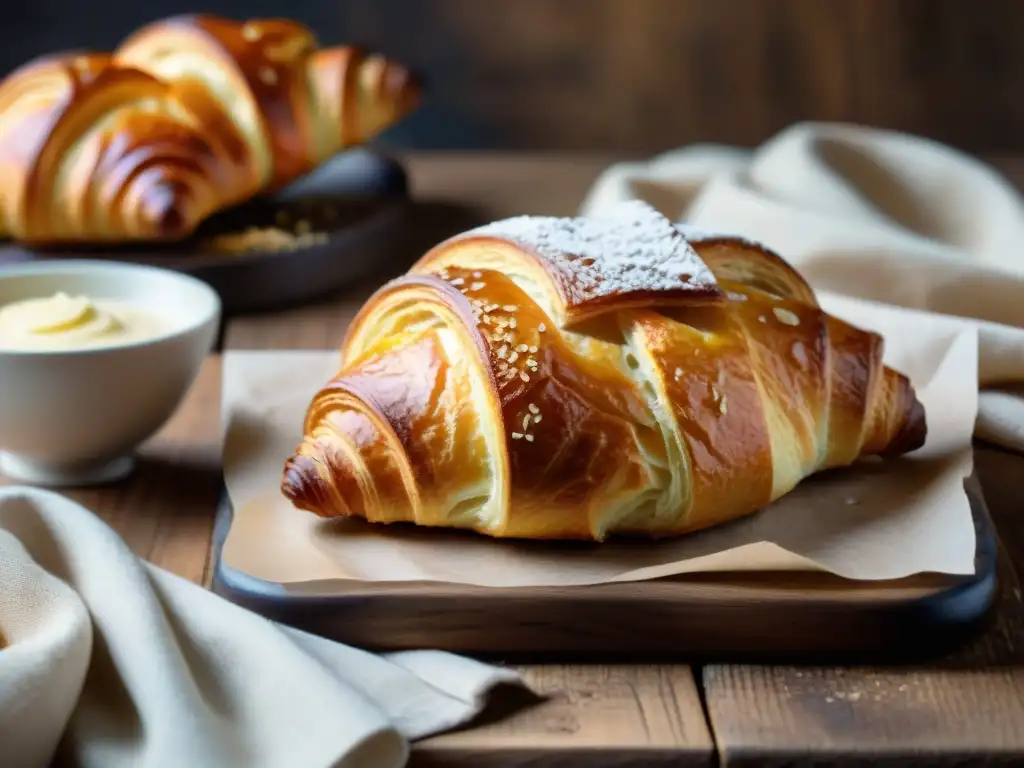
[221,291,978,589]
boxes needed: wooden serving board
[0,149,415,316]
[211,484,1000,663]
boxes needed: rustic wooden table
[32,154,1024,766]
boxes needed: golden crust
[0,13,420,244]
[117,15,317,189]
[633,299,776,534]
[282,209,928,541]
[0,53,222,241]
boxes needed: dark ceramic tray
[0,149,414,315]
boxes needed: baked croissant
[282,202,927,541]
[0,14,419,244]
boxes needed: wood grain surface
[18,153,1024,765]
[704,453,1024,767]
[411,666,714,767]
[9,0,1024,153]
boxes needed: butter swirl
[0,292,168,350]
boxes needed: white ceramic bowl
[0,260,220,486]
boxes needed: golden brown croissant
[281,202,926,541]
[0,14,419,244]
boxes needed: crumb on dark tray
[203,211,331,254]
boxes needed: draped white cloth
[0,487,519,768]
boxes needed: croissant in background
[0,14,419,244]
[282,202,926,541]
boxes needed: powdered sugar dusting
[464,201,719,308]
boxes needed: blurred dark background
[4,0,1023,154]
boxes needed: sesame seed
[503,304,518,312]
[523,415,531,430]
[258,66,278,85]
[508,350,519,364]
[242,23,262,41]
[486,304,499,312]
[538,323,546,333]
[520,372,530,382]
[450,277,464,286]
[773,307,801,326]
[534,415,542,423]
[525,434,535,442]
[528,403,539,414]
[516,344,528,353]
[528,345,538,353]
[497,345,508,359]
[719,395,728,415]
[509,318,517,328]
[758,315,767,324]
[473,271,482,278]
[496,318,509,328]
[674,367,683,381]
[511,432,524,440]
[470,282,485,291]
[526,359,538,369]
[482,314,492,324]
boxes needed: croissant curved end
[136,182,190,239]
[884,376,928,456]
[282,454,341,516]
[285,274,508,533]
[374,56,422,120]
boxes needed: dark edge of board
[211,480,999,664]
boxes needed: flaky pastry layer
[283,203,926,541]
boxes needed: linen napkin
[580,122,1024,452]
[0,486,520,768]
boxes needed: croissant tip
[885,390,928,456]
[282,454,341,518]
[280,455,309,504]
[139,184,191,239]
[384,63,423,116]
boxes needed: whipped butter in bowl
[0,291,171,351]
[0,261,220,486]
